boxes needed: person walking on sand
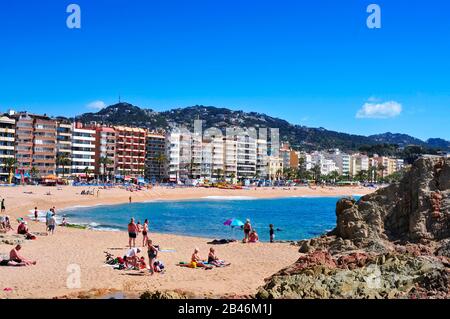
[243,219,252,243]
[128,218,138,248]
[142,219,149,247]
[147,239,158,275]
[48,213,56,235]
[1,198,5,213]
[129,196,132,204]
[34,207,39,221]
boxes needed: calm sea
[59,196,357,242]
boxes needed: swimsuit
[0,259,10,266]
[148,248,157,259]
[142,231,148,236]
[129,232,137,239]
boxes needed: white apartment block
[350,154,369,176]
[236,134,257,179]
[71,125,96,176]
[0,116,16,180]
[325,149,351,176]
[256,139,268,178]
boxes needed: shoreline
[0,185,375,299]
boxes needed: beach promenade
[0,185,374,299]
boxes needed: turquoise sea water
[60,196,355,242]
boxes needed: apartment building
[325,149,351,176]
[114,126,146,177]
[349,154,369,177]
[0,116,16,181]
[223,137,238,180]
[268,156,283,180]
[56,121,72,176]
[71,124,96,176]
[256,139,268,178]
[145,132,166,181]
[93,126,116,178]
[236,134,257,179]
[201,136,224,180]
[12,113,57,177]
[166,130,192,182]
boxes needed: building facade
[145,132,166,181]
[0,116,16,181]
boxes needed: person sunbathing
[248,230,259,243]
[9,245,36,266]
[125,247,141,269]
[208,247,230,267]
[191,248,213,269]
[0,258,28,267]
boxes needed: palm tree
[377,163,387,181]
[355,170,368,182]
[99,156,114,182]
[368,166,377,183]
[83,166,91,179]
[155,153,166,181]
[3,158,17,184]
[311,164,322,183]
[327,171,340,184]
[30,166,40,183]
[56,153,71,177]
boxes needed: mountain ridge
[75,102,449,153]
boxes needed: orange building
[114,126,146,177]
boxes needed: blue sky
[0,0,449,140]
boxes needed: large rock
[334,157,450,244]
[259,157,450,299]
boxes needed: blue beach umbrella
[223,218,244,239]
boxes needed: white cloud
[86,100,106,111]
[356,101,402,119]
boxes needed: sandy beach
[0,185,374,299]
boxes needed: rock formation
[258,157,450,299]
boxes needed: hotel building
[56,121,72,176]
[71,124,96,176]
[114,126,146,177]
[236,134,257,179]
[93,126,116,178]
[145,132,166,181]
[12,113,57,177]
[0,116,16,180]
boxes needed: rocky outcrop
[259,157,450,299]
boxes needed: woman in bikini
[191,248,212,269]
[128,218,138,248]
[142,219,149,247]
[147,239,158,275]
[208,247,230,267]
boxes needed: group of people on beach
[243,219,279,243]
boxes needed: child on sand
[248,230,259,243]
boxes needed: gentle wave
[202,196,258,200]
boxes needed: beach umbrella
[223,218,244,239]
[223,218,244,227]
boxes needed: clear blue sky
[0,0,449,140]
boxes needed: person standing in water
[269,224,275,243]
[142,219,149,247]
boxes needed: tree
[155,153,167,181]
[83,166,91,179]
[30,166,40,182]
[56,153,71,177]
[327,171,340,184]
[355,170,368,182]
[311,164,322,183]
[3,158,17,184]
[99,156,114,182]
[367,166,377,183]
[377,163,387,180]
